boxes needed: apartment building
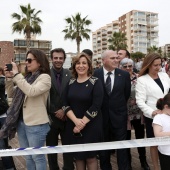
[13,37,52,72]
[92,20,119,57]
[92,10,159,56]
[0,41,14,67]
[163,44,170,56]
[14,38,52,63]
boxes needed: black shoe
[141,160,150,170]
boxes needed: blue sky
[0,0,169,53]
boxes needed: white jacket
[136,72,170,119]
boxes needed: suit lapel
[111,68,121,95]
[100,68,105,86]
[146,74,164,94]
[60,69,69,93]
[100,67,110,96]
[51,69,60,95]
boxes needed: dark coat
[48,68,71,129]
[93,67,131,128]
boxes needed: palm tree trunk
[76,36,81,54]
[26,38,31,52]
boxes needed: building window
[0,48,1,53]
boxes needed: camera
[6,64,13,71]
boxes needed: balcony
[102,31,107,36]
[97,30,101,34]
[148,33,158,37]
[134,27,147,32]
[107,30,112,34]
[147,21,158,26]
[102,36,107,41]
[133,32,147,36]
[147,28,158,32]
[102,46,107,50]
[102,41,107,45]
[134,21,147,25]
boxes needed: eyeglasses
[25,58,36,63]
[123,65,132,68]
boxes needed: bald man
[94,50,131,170]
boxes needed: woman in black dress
[63,53,104,170]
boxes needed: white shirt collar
[103,67,115,76]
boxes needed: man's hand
[55,109,65,120]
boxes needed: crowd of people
[0,48,170,170]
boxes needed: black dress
[64,76,104,160]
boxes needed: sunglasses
[25,58,36,63]
[123,65,132,68]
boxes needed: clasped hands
[73,118,86,133]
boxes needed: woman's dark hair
[25,49,50,76]
[72,53,93,78]
[0,67,5,76]
[139,53,161,77]
[156,94,170,110]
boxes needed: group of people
[0,48,170,170]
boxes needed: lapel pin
[86,84,88,87]
[118,74,121,76]
[66,74,68,76]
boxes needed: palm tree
[108,32,127,51]
[62,13,92,53]
[11,3,42,51]
[147,45,158,54]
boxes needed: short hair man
[82,49,93,60]
[118,49,138,73]
[94,50,131,170]
[117,49,130,61]
[46,48,74,170]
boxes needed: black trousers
[99,122,129,170]
[46,125,74,170]
[126,119,146,164]
[0,118,16,169]
[159,151,170,170]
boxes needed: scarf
[0,70,40,139]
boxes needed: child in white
[153,93,170,170]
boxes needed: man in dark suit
[94,50,131,170]
[46,48,74,170]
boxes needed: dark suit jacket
[48,68,71,130]
[94,67,131,129]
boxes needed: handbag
[0,97,9,115]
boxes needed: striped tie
[105,72,112,95]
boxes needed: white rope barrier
[0,137,170,157]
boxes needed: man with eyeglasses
[46,48,74,170]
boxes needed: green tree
[131,51,145,60]
[108,32,127,51]
[11,3,42,51]
[157,47,163,57]
[62,13,92,53]
[147,45,158,54]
